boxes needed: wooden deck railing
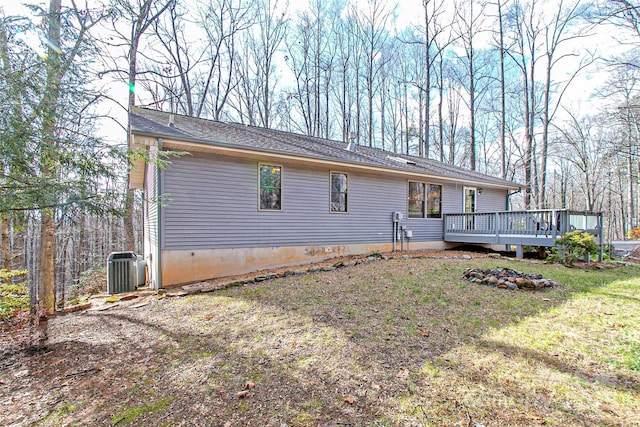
[443,210,603,248]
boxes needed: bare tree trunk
[522,67,533,209]
[620,170,629,237]
[438,54,444,162]
[380,82,386,151]
[123,14,139,253]
[497,0,507,179]
[38,0,63,313]
[423,1,430,159]
[404,83,410,154]
[120,0,173,253]
[1,216,10,272]
[342,61,348,141]
[76,208,86,280]
[528,52,537,208]
[0,161,9,274]
[469,55,476,171]
[38,212,56,311]
[628,135,635,230]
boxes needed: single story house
[129,107,520,288]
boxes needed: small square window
[259,164,281,210]
[330,172,348,212]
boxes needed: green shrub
[547,230,599,264]
[0,269,29,319]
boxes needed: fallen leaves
[344,395,357,405]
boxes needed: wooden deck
[443,209,603,256]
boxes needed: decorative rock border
[462,267,557,290]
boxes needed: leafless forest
[1,0,640,310]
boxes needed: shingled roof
[130,107,520,189]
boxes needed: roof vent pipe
[345,132,356,152]
[168,114,175,128]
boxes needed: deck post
[598,212,604,262]
[516,245,523,258]
[495,212,500,243]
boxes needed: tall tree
[602,66,640,233]
[107,0,173,253]
[332,10,362,142]
[0,16,27,274]
[2,2,116,320]
[452,0,488,171]
[420,0,449,158]
[38,0,64,311]
[491,0,509,179]
[285,1,328,136]
[355,0,395,147]
[554,111,610,212]
[504,0,542,208]
[539,0,592,208]
[239,0,287,127]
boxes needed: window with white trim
[427,184,442,218]
[408,181,425,218]
[408,181,442,219]
[330,172,348,212]
[259,164,282,210]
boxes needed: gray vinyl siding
[442,183,464,214]
[161,153,481,250]
[440,184,507,214]
[477,187,508,212]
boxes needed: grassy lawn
[159,257,640,426]
[4,256,640,426]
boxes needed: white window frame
[258,163,283,212]
[329,171,349,213]
[407,181,426,219]
[426,183,443,219]
[463,186,477,213]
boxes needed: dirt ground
[1,250,636,426]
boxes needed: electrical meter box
[393,211,403,222]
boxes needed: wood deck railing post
[495,212,500,244]
[598,212,604,262]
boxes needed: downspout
[156,137,163,289]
